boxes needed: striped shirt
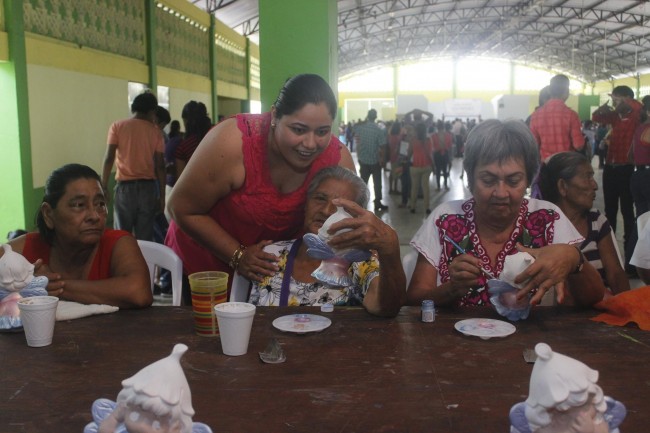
[579,209,612,284]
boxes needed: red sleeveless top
[21,230,130,280]
[165,112,343,277]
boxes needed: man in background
[101,92,165,241]
[592,85,643,273]
[529,74,584,160]
[355,109,389,212]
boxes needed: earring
[271,122,276,128]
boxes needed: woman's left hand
[326,198,398,255]
[513,243,580,305]
[32,259,65,297]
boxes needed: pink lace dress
[165,112,343,278]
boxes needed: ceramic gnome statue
[303,206,371,287]
[509,343,626,433]
[0,244,48,329]
[84,344,212,433]
[487,251,535,321]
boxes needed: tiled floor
[153,153,643,305]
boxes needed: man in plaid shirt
[530,74,585,160]
[592,85,643,272]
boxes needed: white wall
[27,64,128,187]
[168,88,211,125]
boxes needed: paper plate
[454,318,516,340]
[272,314,332,334]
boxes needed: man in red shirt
[592,85,643,271]
[530,74,585,161]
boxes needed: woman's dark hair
[415,122,428,141]
[538,151,590,203]
[273,74,337,121]
[169,120,182,139]
[641,95,650,123]
[182,101,212,139]
[131,92,158,114]
[390,121,402,135]
[36,164,102,245]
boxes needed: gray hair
[463,119,540,191]
[308,166,369,208]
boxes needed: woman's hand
[236,240,279,282]
[327,198,397,254]
[447,253,483,297]
[32,259,65,297]
[513,243,580,305]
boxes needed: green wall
[0,61,28,239]
[258,0,337,111]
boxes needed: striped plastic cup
[189,271,228,337]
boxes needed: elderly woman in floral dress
[406,120,606,308]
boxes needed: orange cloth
[591,286,650,330]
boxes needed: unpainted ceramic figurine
[84,344,212,433]
[303,206,371,287]
[509,343,626,433]
[488,252,535,321]
[0,244,48,329]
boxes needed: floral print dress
[248,240,380,307]
[410,198,583,306]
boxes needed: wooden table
[1,306,649,433]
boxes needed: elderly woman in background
[246,166,404,317]
[538,151,629,296]
[4,164,152,308]
[407,120,605,308]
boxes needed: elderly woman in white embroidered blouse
[407,120,606,308]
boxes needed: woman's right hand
[236,241,280,282]
[32,259,65,296]
[447,253,483,296]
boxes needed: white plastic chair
[137,240,182,306]
[402,249,419,289]
[229,271,251,302]
[638,211,650,235]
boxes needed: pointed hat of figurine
[526,342,599,410]
[121,343,195,417]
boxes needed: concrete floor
[154,152,643,305]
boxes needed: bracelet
[228,245,246,270]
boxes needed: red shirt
[21,230,130,280]
[529,99,584,160]
[632,122,650,165]
[592,98,643,164]
[432,131,453,156]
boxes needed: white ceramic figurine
[0,244,48,329]
[510,343,626,433]
[303,206,371,287]
[84,344,212,433]
[488,251,535,321]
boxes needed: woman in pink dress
[165,74,354,303]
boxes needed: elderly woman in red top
[3,164,152,308]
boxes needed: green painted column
[0,0,34,238]
[241,38,251,114]
[145,0,157,91]
[209,14,219,122]
[258,0,337,111]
